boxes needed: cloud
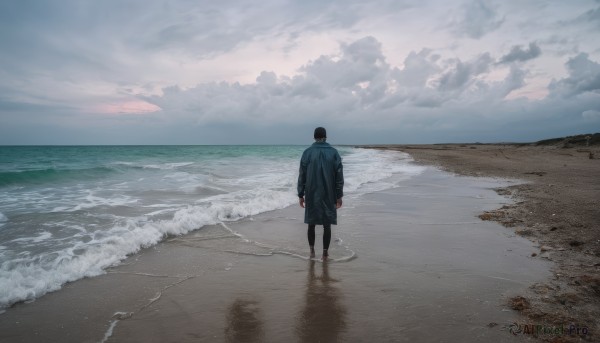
[549,53,600,97]
[134,35,600,145]
[576,7,600,28]
[300,36,389,91]
[0,0,413,114]
[472,65,527,101]
[541,35,579,57]
[453,0,504,39]
[582,110,600,121]
[499,42,541,64]
[437,53,493,91]
[392,49,441,89]
[144,37,532,127]
[387,50,518,108]
[1,1,600,144]
[144,37,394,125]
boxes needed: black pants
[307,224,331,250]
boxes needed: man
[297,127,344,260]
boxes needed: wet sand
[365,144,600,342]
[0,163,550,342]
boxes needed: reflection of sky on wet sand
[225,298,264,343]
[297,261,347,342]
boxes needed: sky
[0,0,599,145]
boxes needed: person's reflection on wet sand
[225,298,264,343]
[296,260,347,343]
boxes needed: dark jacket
[297,142,344,225]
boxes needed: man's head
[314,127,327,141]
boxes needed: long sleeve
[334,152,344,200]
[297,152,307,198]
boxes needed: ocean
[0,145,423,311]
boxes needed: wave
[0,148,423,310]
[111,161,194,170]
[0,161,196,187]
[0,167,116,187]
[0,188,297,309]
[344,149,424,193]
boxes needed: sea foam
[0,147,422,310]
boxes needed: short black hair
[314,127,327,139]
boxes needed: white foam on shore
[8,231,53,244]
[112,161,194,170]
[344,149,425,193]
[100,320,119,343]
[219,222,357,263]
[0,189,296,308]
[142,162,194,170]
[51,193,139,213]
[0,148,422,310]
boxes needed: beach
[365,142,600,342]
[2,1,600,341]
[0,146,554,342]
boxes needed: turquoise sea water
[0,145,421,310]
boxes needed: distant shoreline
[354,132,600,148]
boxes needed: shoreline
[363,143,600,341]
[0,158,550,342]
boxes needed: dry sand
[364,143,600,342]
